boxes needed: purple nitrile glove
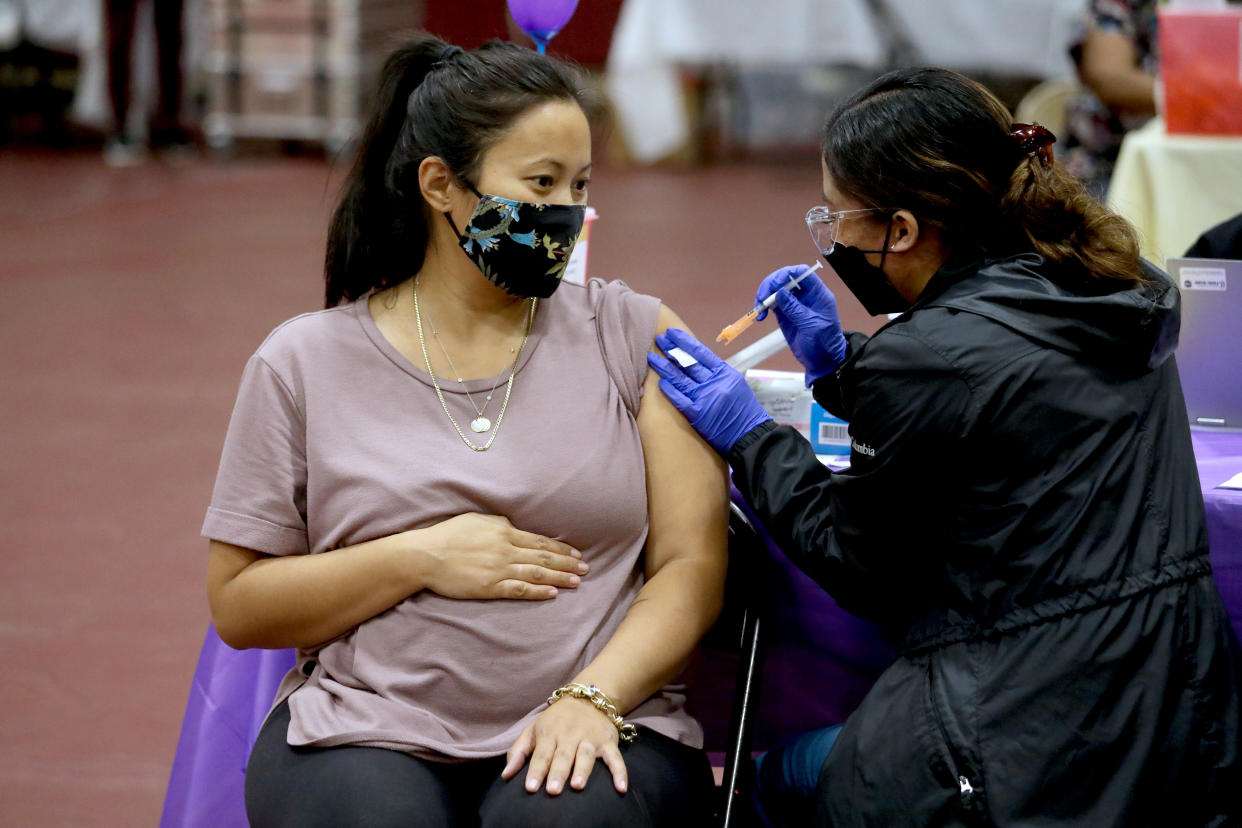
[647,328,772,455]
[755,265,848,386]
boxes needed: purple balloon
[507,0,580,52]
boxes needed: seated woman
[203,34,728,827]
[1185,211,1242,259]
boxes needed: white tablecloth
[605,0,1086,163]
[876,0,1083,79]
[1107,118,1242,266]
[605,0,887,163]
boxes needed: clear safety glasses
[805,206,896,255]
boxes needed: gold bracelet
[547,682,639,743]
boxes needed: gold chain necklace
[423,302,510,432]
[412,278,536,452]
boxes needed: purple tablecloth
[1192,430,1242,644]
[159,430,1242,827]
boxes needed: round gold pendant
[470,416,491,433]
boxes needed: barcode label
[818,422,850,444]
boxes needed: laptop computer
[1168,257,1242,430]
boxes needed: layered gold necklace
[412,278,536,452]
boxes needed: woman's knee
[479,769,651,828]
[245,703,456,827]
[479,731,713,828]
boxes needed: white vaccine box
[745,369,813,442]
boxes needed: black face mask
[445,183,586,299]
[822,221,912,316]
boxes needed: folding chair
[714,501,770,827]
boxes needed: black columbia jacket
[729,252,1241,826]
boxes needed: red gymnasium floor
[0,148,881,825]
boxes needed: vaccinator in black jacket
[648,67,1242,826]
[729,251,1242,826]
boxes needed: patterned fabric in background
[1062,0,1159,198]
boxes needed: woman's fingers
[754,265,808,319]
[657,377,699,419]
[569,741,598,791]
[773,287,814,325]
[525,734,556,793]
[506,529,582,562]
[652,342,710,387]
[495,579,559,600]
[514,548,588,577]
[661,329,723,371]
[543,740,578,795]
[600,744,629,793]
[515,704,622,795]
[654,331,715,383]
[795,269,835,308]
[501,725,535,780]
[646,352,696,394]
[511,562,581,589]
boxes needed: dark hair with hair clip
[324,33,589,307]
[1010,122,1056,166]
[821,67,1142,287]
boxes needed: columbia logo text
[852,440,876,457]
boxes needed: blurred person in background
[1184,211,1242,259]
[649,67,1241,826]
[105,0,189,165]
[1062,0,1158,197]
[203,33,726,827]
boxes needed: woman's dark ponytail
[324,35,446,307]
[324,33,587,308]
[1000,152,1141,286]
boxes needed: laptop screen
[1168,258,1242,430]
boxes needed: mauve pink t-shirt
[202,278,702,759]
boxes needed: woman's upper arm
[1080,29,1139,81]
[1078,29,1155,114]
[637,305,730,580]
[206,540,265,622]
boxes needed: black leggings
[245,700,715,827]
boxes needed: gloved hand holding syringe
[662,261,825,371]
[716,261,823,345]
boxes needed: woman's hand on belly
[413,513,588,601]
[502,696,627,795]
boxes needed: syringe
[716,261,823,345]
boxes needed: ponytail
[324,33,587,307]
[1000,154,1142,286]
[325,35,445,307]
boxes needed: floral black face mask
[444,182,586,299]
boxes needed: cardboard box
[745,369,813,441]
[1159,8,1242,135]
[810,402,850,455]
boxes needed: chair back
[715,502,771,827]
[1014,79,1081,141]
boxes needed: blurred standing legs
[105,0,189,164]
